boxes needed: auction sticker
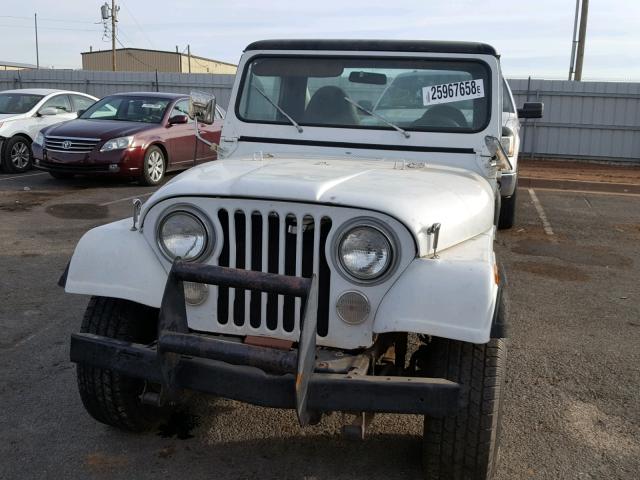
[422,79,484,106]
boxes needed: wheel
[498,188,517,230]
[49,171,74,180]
[140,145,165,186]
[76,296,166,432]
[420,298,507,479]
[2,136,33,173]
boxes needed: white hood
[0,113,23,122]
[143,156,495,256]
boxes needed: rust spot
[512,261,589,281]
[85,453,128,472]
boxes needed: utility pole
[574,0,589,81]
[187,44,192,73]
[111,0,117,71]
[34,13,39,69]
[568,0,579,80]
[101,2,119,71]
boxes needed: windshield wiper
[344,96,410,139]
[251,85,303,133]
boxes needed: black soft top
[244,39,498,56]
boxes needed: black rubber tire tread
[76,296,162,432]
[2,135,33,173]
[49,171,75,179]
[498,188,517,230]
[421,316,507,479]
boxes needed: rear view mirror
[76,109,86,117]
[348,71,387,85]
[517,102,543,119]
[189,91,216,125]
[39,107,59,116]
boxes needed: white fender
[373,229,498,344]
[65,219,166,308]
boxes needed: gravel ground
[0,170,639,479]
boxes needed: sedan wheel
[2,136,33,173]
[141,146,165,186]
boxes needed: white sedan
[0,88,98,173]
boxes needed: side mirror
[485,136,513,171]
[77,109,86,117]
[39,107,59,116]
[517,102,543,119]
[189,91,216,125]
[168,114,189,125]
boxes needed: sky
[1,0,639,80]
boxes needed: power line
[0,14,98,24]
[120,1,155,49]
[0,23,99,32]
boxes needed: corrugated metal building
[0,61,37,71]
[81,48,236,74]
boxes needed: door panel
[165,99,198,170]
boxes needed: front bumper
[32,144,144,176]
[69,261,461,424]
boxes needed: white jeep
[65,40,542,479]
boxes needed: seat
[304,86,359,126]
[412,104,468,129]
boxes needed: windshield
[237,57,491,133]
[0,93,44,114]
[80,96,171,123]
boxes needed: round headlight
[158,211,208,261]
[338,226,392,281]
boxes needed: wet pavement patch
[511,239,631,269]
[157,411,200,440]
[512,260,589,282]
[0,192,61,212]
[45,203,108,219]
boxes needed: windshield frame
[234,54,493,135]
[78,95,173,124]
[0,93,45,115]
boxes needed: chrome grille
[214,209,332,337]
[44,136,100,153]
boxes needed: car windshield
[0,93,44,114]
[237,57,491,132]
[79,96,171,123]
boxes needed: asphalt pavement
[1,169,638,479]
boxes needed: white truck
[64,40,542,479]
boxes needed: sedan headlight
[34,131,44,146]
[338,225,393,281]
[158,210,210,261]
[100,135,134,152]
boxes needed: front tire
[2,136,33,173]
[498,188,517,230]
[421,298,507,479]
[76,296,166,432]
[140,145,165,186]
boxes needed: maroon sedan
[32,92,223,185]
